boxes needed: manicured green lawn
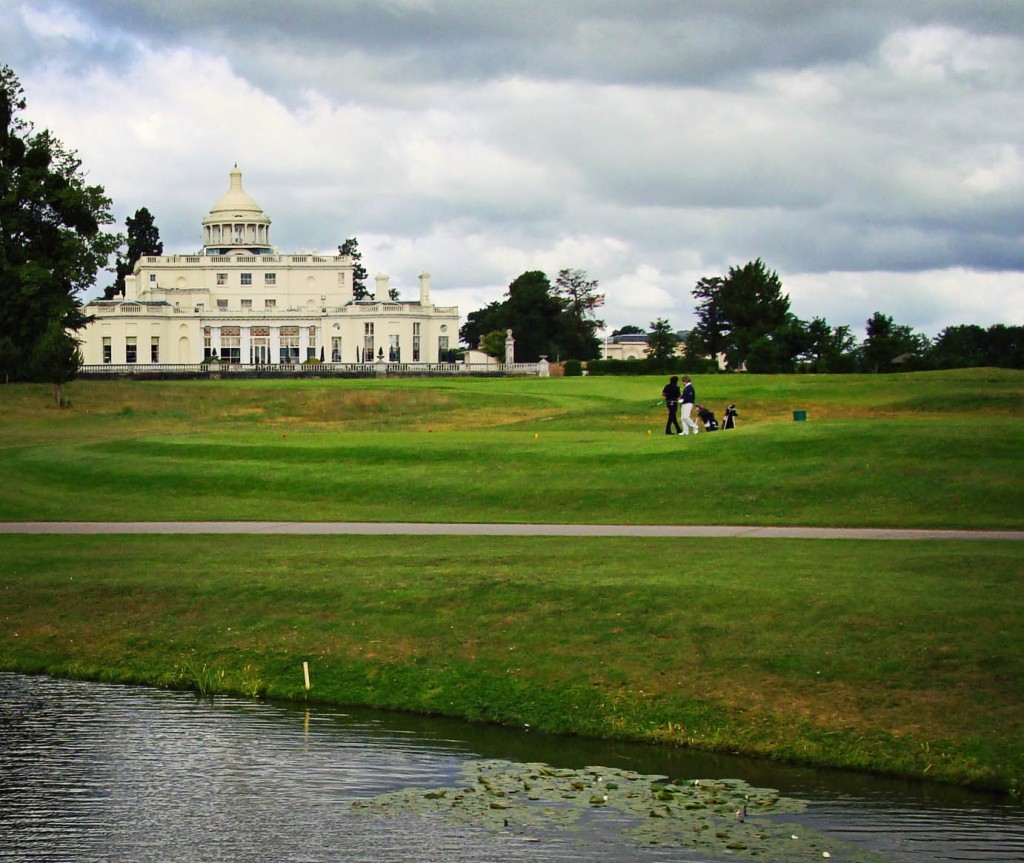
[0,370,1021,527]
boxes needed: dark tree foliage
[980,324,1024,368]
[717,259,791,371]
[338,237,369,300]
[645,317,678,365]
[610,324,644,337]
[503,271,568,362]
[0,334,16,384]
[800,317,857,373]
[553,268,604,361]
[861,311,929,373]
[931,324,988,369]
[689,276,726,361]
[478,329,507,360]
[31,319,81,407]
[105,206,162,299]
[462,270,608,363]
[0,65,118,381]
[460,271,569,362]
[926,323,1023,370]
[743,313,814,373]
[460,300,505,350]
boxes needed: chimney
[375,273,389,302]
[419,272,431,305]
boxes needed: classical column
[241,327,252,365]
[270,327,281,364]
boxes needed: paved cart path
[1,522,1021,540]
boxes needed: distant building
[77,167,459,367]
[599,331,689,361]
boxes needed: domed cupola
[201,165,273,255]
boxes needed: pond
[0,673,1020,862]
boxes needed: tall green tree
[503,271,567,362]
[460,271,569,362]
[861,311,929,373]
[30,319,81,407]
[460,300,505,350]
[338,237,369,300]
[800,317,857,372]
[0,65,118,380]
[689,276,726,361]
[645,318,678,366]
[553,268,604,360]
[717,259,791,371]
[105,206,162,299]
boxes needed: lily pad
[352,759,889,861]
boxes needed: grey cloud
[59,0,1024,94]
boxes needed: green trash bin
[793,410,807,422]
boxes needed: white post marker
[303,660,311,690]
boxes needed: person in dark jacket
[679,376,698,435]
[723,404,738,429]
[697,404,718,431]
[661,376,682,435]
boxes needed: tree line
[462,258,1022,372]
[678,258,1022,372]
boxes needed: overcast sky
[3,0,1023,340]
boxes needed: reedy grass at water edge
[1,534,1020,793]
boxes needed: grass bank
[1,534,1020,792]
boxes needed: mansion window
[307,327,317,361]
[220,327,241,364]
[151,337,159,363]
[250,326,270,365]
[149,274,156,284]
[102,337,111,364]
[126,336,137,364]
[241,299,252,310]
[412,323,421,362]
[363,322,374,362]
[438,335,449,362]
[331,336,342,362]
[389,334,400,362]
[217,299,228,310]
[264,273,276,286]
[264,299,276,309]
[216,273,227,286]
[279,327,300,364]
[241,273,252,286]
[203,327,213,360]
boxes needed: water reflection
[0,673,1020,862]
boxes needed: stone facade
[78,168,459,367]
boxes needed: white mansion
[78,167,460,368]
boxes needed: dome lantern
[201,165,273,255]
